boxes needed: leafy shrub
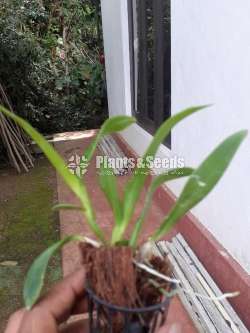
[0,0,107,134]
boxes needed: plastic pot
[86,286,172,333]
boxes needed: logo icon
[67,154,88,176]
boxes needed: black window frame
[128,0,171,148]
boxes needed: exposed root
[136,256,172,307]
[79,244,173,332]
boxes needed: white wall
[170,0,250,273]
[101,0,250,273]
[100,0,132,117]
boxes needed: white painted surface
[101,1,250,272]
[100,0,132,116]
[170,1,250,273]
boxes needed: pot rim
[86,286,172,314]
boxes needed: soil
[80,244,172,332]
[0,157,62,331]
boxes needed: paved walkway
[54,131,197,333]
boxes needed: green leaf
[84,116,136,162]
[153,130,248,240]
[23,235,84,310]
[0,106,106,244]
[101,116,136,135]
[99,164,123,225]
[115,239,130,246]
[112,106,209,243]
[129,168,194,247]
[52,203,83,211]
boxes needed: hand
[5,268,88,333]
[5,267,175,333]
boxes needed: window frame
[127,0,171,148]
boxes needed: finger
[36,268,86,323]
[4,309,26,333]
[71,298,88,315]
[18,307,57,333]
[60,320,89,333]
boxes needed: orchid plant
[0,105,247,310]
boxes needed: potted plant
[0,105,247,332]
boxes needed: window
[128,0,171,147]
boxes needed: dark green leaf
[52,203,83,211]
[99,164,122,225]
[129,168,194,247]
[153,130,248,239]
[84,116,136,162]
[23,235,83,310]
[115,239,130,246]
[112,106,209,243]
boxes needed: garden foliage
[0,0,107,133]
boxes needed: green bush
[0,0,107,134]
